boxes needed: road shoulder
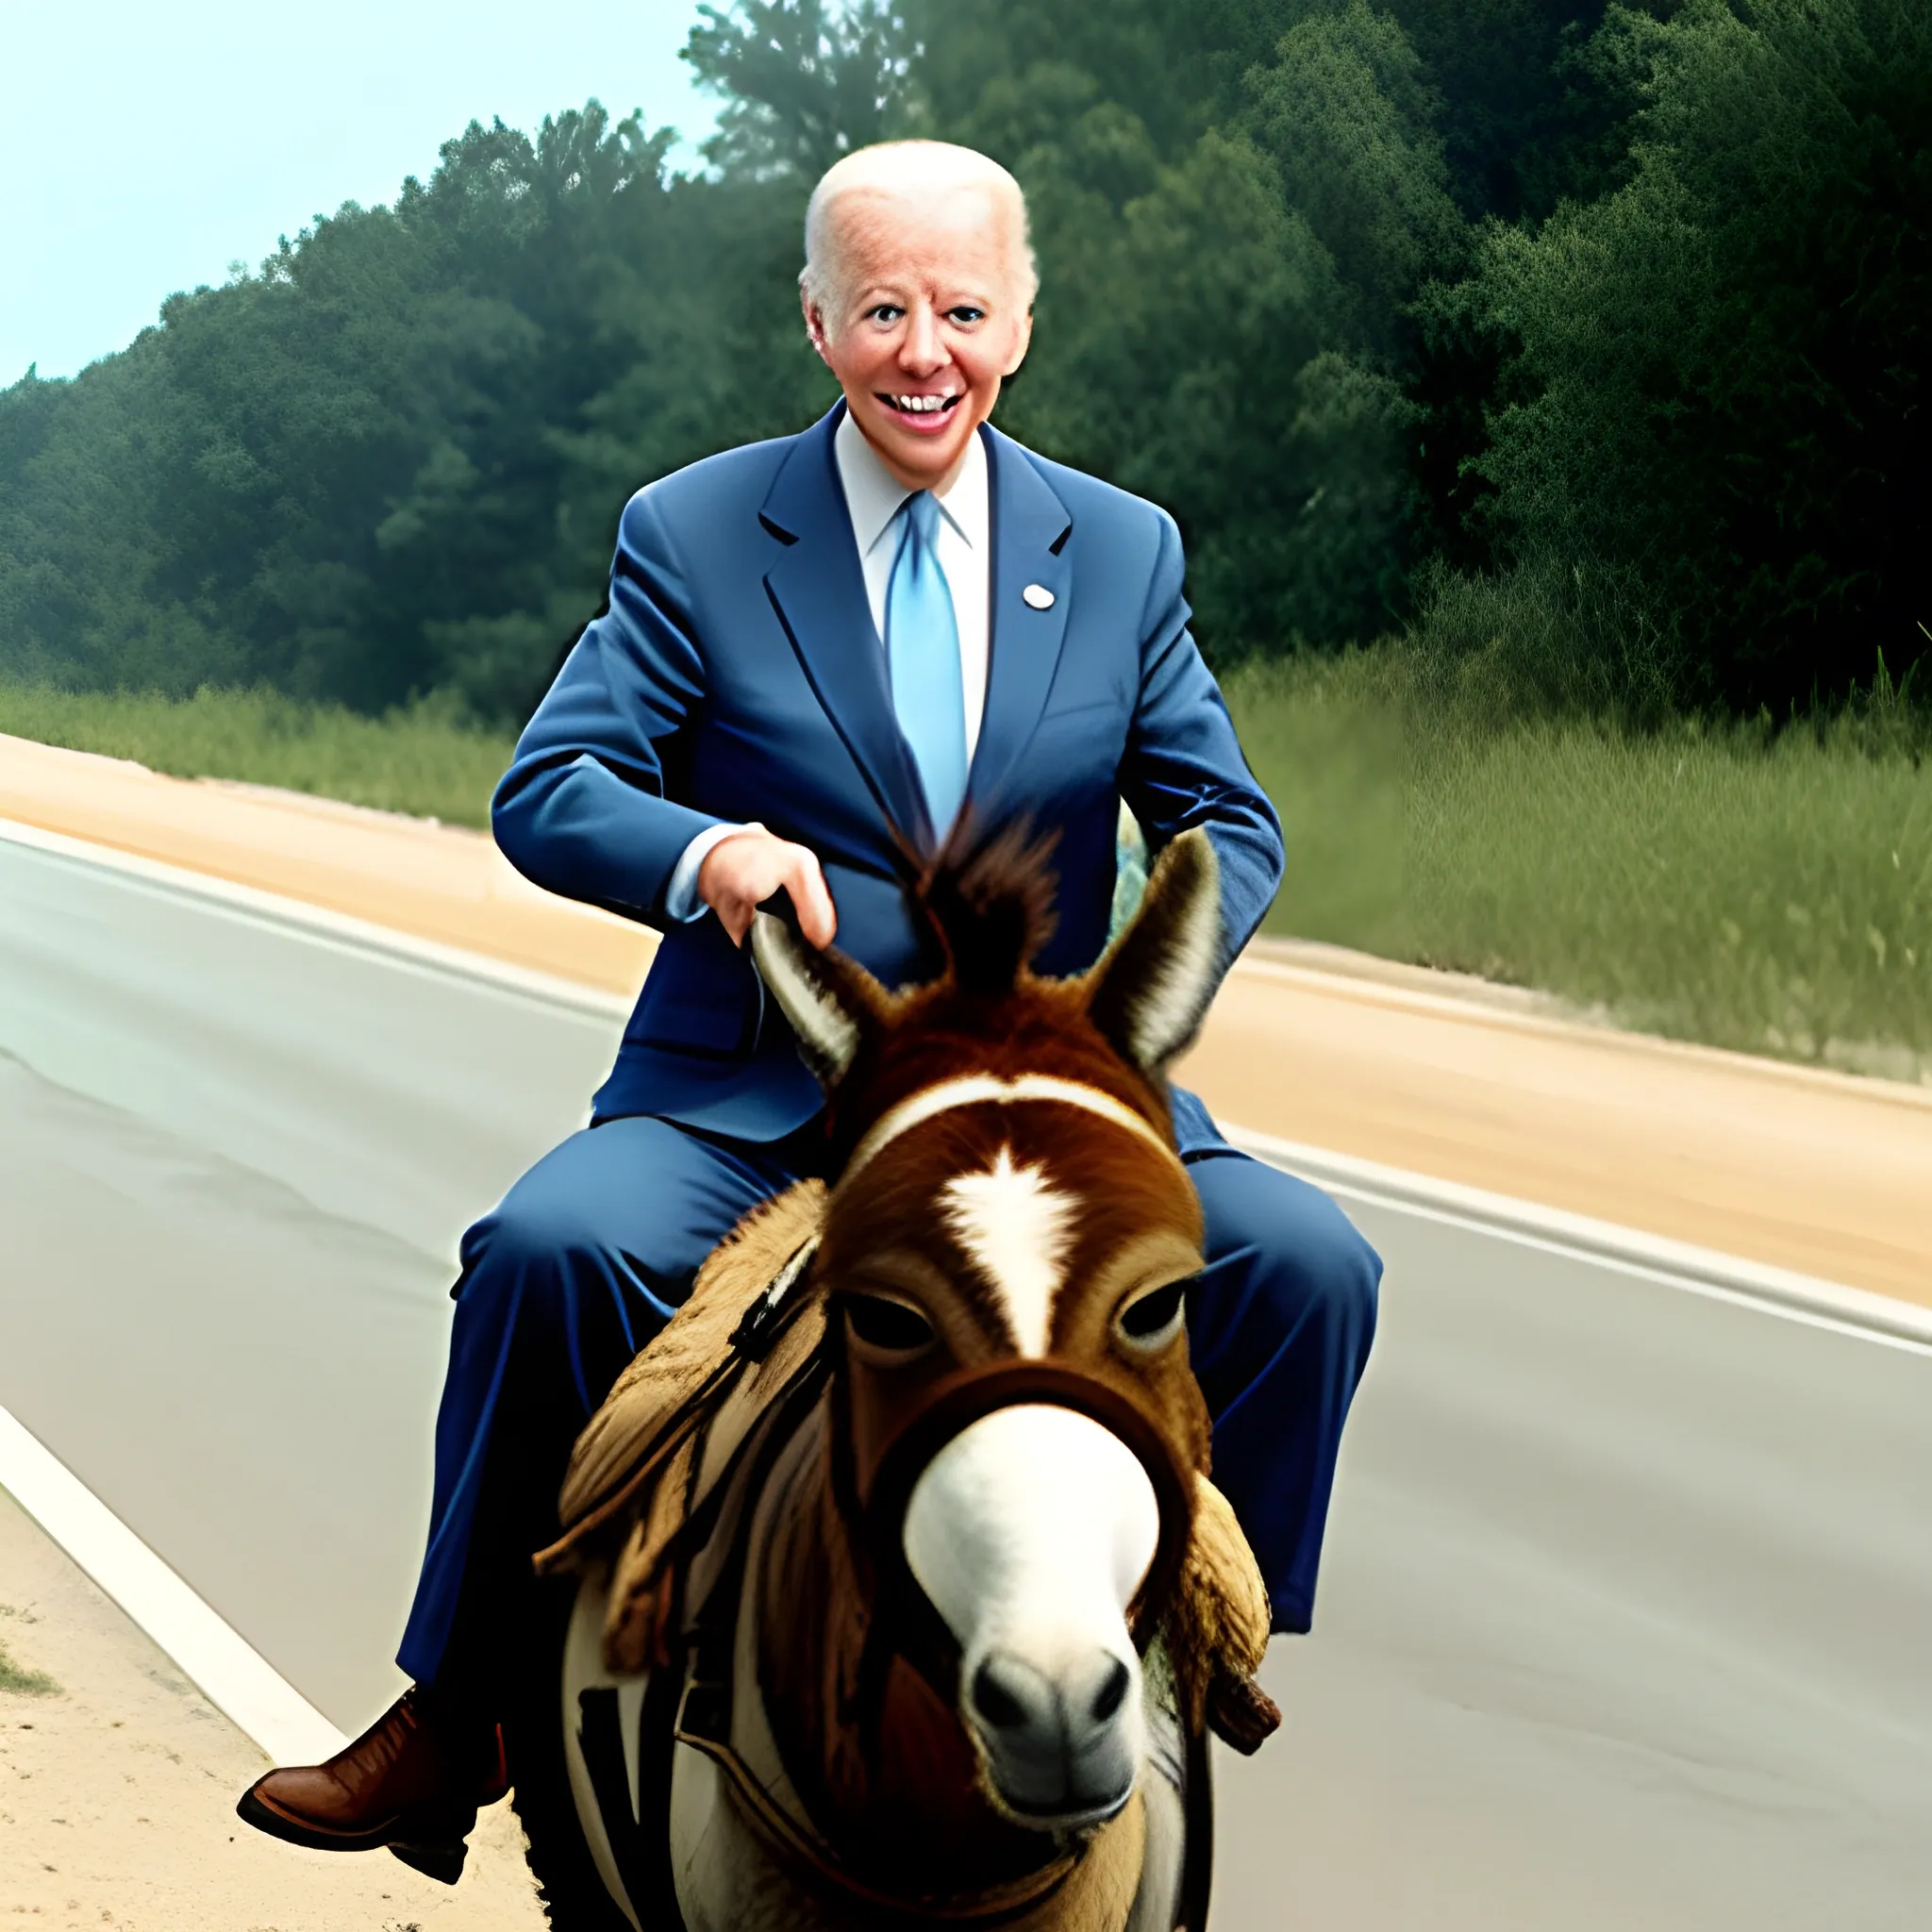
[0,1487,545,1930]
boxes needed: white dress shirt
[663,410,993,920]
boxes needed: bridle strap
[862,1361,1196,1640]
[842,1074,1182,1184]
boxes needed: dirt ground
[0,1489,546,1931]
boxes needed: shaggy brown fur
[1169,1477,1279,1751]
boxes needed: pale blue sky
[0,0,719,383]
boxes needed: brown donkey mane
[804,822,1182,1164]
[917,821,1061,999]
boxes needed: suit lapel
[760,408,933,848]
[967,425,1074,824]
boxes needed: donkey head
[752,827,1222,1829]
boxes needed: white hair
[800,140,1040,324]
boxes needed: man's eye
[946,307,985,325]
[869,305,904,325]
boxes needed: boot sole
[391,1838,470,1885]
[236,1786,479,1874]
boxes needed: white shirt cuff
[664,822,750,923]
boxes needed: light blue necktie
[885,491,968,833]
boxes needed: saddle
[535,1182,833,1666]
[534,1179,1282,1745]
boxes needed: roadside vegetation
[0,681,510,827]
[1228,646,1932,1082]
[0,1606,59,1696]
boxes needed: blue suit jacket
[492,405,1284,1151]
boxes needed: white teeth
[894,393,951,413]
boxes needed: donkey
[519,827,1279,1930]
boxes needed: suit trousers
[396,1110,1380,1695]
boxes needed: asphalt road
[4,830,1930,1930]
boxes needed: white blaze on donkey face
[902,1404,1160,1826]
[940,1146,1076,1357]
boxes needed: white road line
[1233,1127,1932,1357]
[0,813,631,1020]
[0,1404,347,1764]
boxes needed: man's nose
[899,303,947,376]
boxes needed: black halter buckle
[728,1235,822,1363]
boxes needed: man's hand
[698,824,837,950]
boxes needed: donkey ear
[750,911,888,1089]
[1084,828,1224,1077]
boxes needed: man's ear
[802,288,834,369]
[751,910,891,1089]
[1082,828,1223,1079]
[1003,307,1034,377]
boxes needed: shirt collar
[834,406,990,559]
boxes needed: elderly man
[239,140,1378,1870]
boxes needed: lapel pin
[1022,583,1056,610]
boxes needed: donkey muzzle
[906,1404,1158,1824]
[969,1642,1139,1823]
[865,1363,1194,1829]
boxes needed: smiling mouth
[878,391,963,428]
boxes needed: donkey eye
[1116,1279,1190,1350]
[844,1293,937,1357]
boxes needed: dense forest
[1,0,1925,724]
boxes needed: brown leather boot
[236,1686,508,1885]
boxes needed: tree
[1242,0,1464,358]
[7,0,1917,718]
[920,0,1452,649]
[1464,0,1932,704]
[683,0,919,177]
[0,101,778,718]
[1383,1,1625,222]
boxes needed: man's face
[804,182,1033,492]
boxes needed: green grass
[1222,652,1409,959]
[0,682,515,829]
[0,1614,58,1696]
[1225,652,1932,1080]
[6,666,1927,1080]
